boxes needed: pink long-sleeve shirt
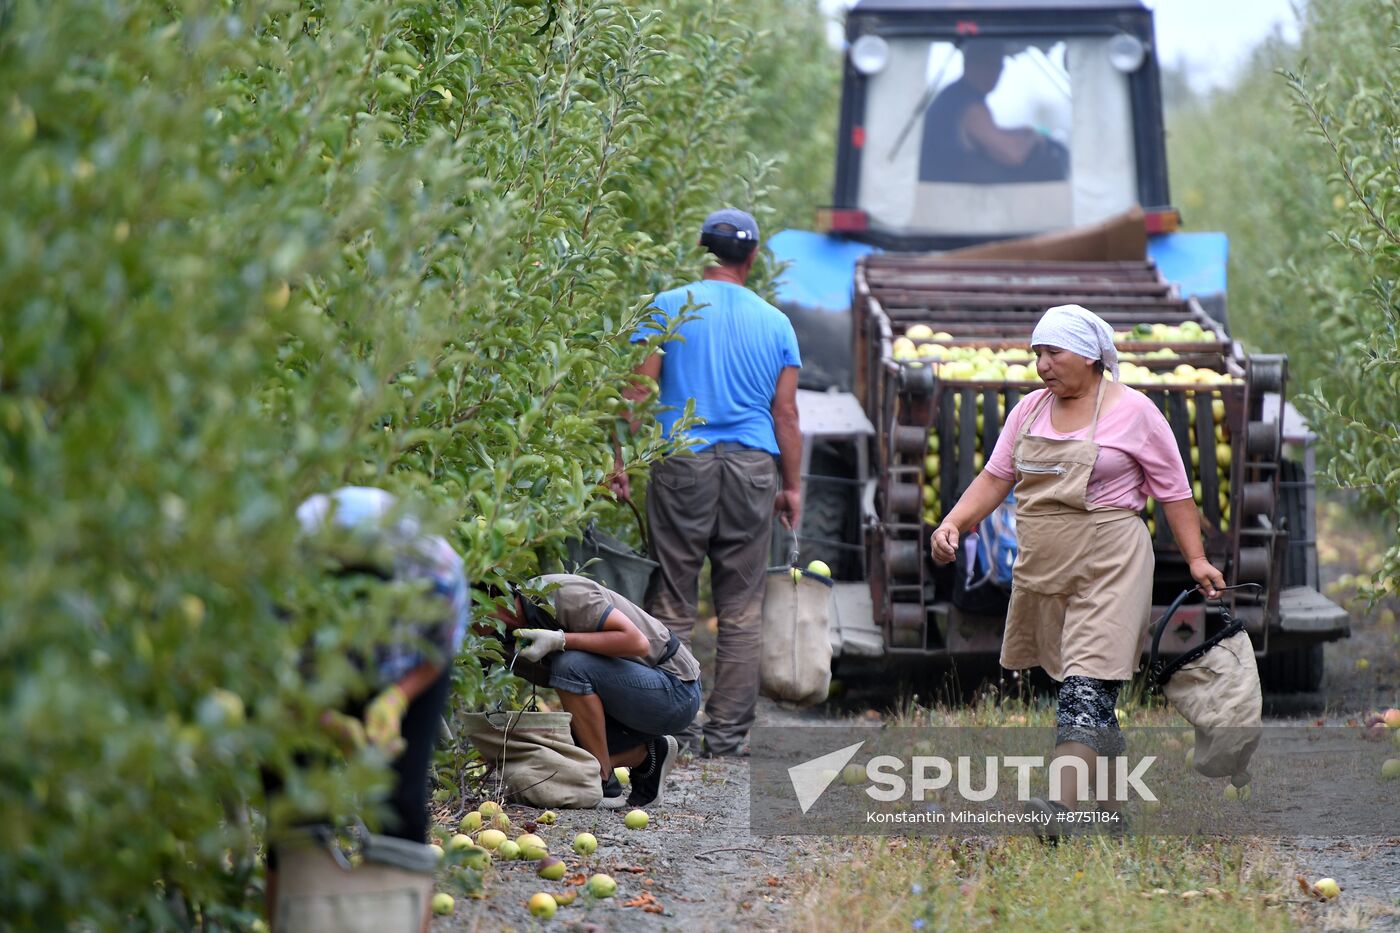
[983,387,1193,511]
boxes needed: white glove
[514,628,566,662]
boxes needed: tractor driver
[918,40,1068,185]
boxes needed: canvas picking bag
[1149,586,1263,786]
[458,710,603,808]
[760,561,834,707]
[272,825,437,933]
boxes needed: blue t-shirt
[633,280,801,454]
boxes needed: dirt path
[436,701,812,932]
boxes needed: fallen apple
[446,833,474,853]
[841,763,865,786]
[460,846,491,871]
[554,890,578,906]
[624,809,649,830]
[1356,658,1370,671]
[490,812,511,832]
[495,839,521,861]
[516,833,546,851]
[460,811,483,833]
[1382,759,1400,780]
[538,810,558,825]
[431,892,455,915]
[806,559,831,578]
[588,873,617,898]
[528,892,557,919]
[477,829,507,850]
[429,843,445,861]
[573,832,598,855]
[1384,708,1400,729]
[478,801,503,819]
[1313,878,1340,899]
[537,855,566,880]
[614,767,630,786]
[1224,783,1251,801]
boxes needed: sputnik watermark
[790,749,1157,813]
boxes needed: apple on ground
[495,839,521,861]
[1313,878,1340,899]
[841,763,865,786]
[476,829,507,850]
[431,892,455,915]
[429,843,445,861]
[537,855,567,881]
[460,811,483,832]
[538,810,558,824]
[478,801,502,819]
[588,873,617,898]
[1381,759,1400,780]
[528,892,558,919]
[446,833,474,853]
[625,809,649,829]
[573,832,598,855]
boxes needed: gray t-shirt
[532,573,700,682]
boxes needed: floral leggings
[1056,675,1125,756]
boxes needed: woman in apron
[930,304,1225,838]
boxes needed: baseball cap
[700,208,759,243]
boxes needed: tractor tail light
[1144,208,1182,234]
[815,208,869,233]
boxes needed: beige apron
[1000,381,1154,681]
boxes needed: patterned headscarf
[1029,304,1119,380]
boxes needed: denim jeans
[548,650,702,754]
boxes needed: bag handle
[620,494,651,559]
[1148,583,1262,686]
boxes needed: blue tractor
[770,0,1348,692]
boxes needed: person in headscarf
[930,304,1225,839]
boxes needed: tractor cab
[826,0,1173,250]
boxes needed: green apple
[477,828,507,850]
[478,801,503,819]
[625,809,649,829]
[431,892,455,915]
[528,892,558,919]
[489,812,511,832]
[588,873,617,898]
[446,833,474,853]
[495,839,521,861]
[573,832,598,855]
[429,843,445,861]
[516,833,546,851]
[1313,878,1340,899]
[1381,758,1400,780]
[806,560,831,578]
[1216,443,1231,469]
[841,763,865,786]
[460,811,483,833]
[614,767,630,786]
[538,810,558,825]
[789,567,803,583]
[537,855,567,880]
[460,846,491,871]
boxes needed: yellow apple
[528,892,557,919]
[432,892,455,915]
[1313,878,1340,899]
[806,560,831,578]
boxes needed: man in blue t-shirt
[618,208,801,757]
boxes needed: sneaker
[1026,797,1071,845]
[597,773,628,810]
[627,735,678,809]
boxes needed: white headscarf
[1030,304,1119,380]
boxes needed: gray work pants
[645,445,777,756]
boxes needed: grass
[779,694,1321,932]
[784,834,1303,932]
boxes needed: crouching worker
[494,573,701,809]
[266,486,468,927]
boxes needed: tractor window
[856,37,1138,238]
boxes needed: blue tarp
[769,227,1230,310]
[1147,231,1229,298]
[770,229,879,312]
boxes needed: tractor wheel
[800,479,851,578]
[1259,643,1324,694]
